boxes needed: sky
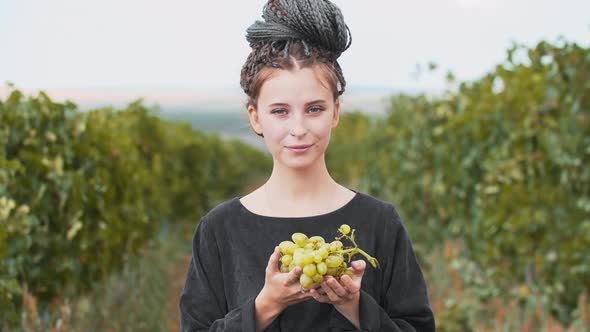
[0,0,588,95]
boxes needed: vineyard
[1,38,589,331]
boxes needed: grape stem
[335,230,380,269]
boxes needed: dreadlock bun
[240,0,352,106]
[245,0,351,59]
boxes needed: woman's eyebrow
[268,99,326,107]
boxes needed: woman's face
[248,66,340,170]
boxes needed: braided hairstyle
[240,0,352,137]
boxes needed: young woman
[179,1,435,331]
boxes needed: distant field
[157,109,387,151]
[157,110,267,150]
[158,110,250,134]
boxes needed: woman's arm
[356,207,436,331]
[179,217,260,332]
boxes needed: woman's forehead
[258,68,333,104]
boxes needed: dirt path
[165,252,192,331]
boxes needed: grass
[19,224,191,332]
[425,239,590,332]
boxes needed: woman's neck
[265,158,337,200]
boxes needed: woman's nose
[289,114,307,136]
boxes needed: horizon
[0,83,422,114]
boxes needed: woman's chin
[279,153,323,169]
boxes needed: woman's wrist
[254,290,282,332]
[334,293,361,330]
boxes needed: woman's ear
[247,105,263,135]
[331,99,340,128]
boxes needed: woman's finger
[321,279,342,303]
[265,246,280,275]
[325,277,348,297]
[309,282,326,295]
[351,260,366,278]
[298,289,316,300]
[284,266,302,286]
[310,288,330,303]
[340,275,359,294]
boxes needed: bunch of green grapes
[277,224,379,289]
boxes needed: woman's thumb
[287,266,302,285]
[266,246,280,274]
[352,260,366,275]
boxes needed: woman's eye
[271,107,323,115]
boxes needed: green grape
[293,254,305,268]
[344,268,353,278]
[329,241,343,252]
[281,254,292,265]
[339,224,351,235]
[309,236,325,246]
[288,243,299,255]
[326,255,344,268]
[316,262,328,275]
[279,226,380,280]
[313,252,323,263]
[280,264,289,273]
[312,274,324,283]
[326,267,338,276]
[303,263,317,277]
[318,246,330,259]
[302,252,314,265]
[279,240,296,255]
[300,274,314,289]
[292,233,308,247]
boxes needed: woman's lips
[286,144,313,153]
[286,144,312,149]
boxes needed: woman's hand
[310,260,366,307]
[255,247,323,331]
[257,246,319,311]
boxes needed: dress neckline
[235,187,360,221]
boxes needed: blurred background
[1,0,589,331]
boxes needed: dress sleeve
[179,217,257,332]
[357,207,436,331]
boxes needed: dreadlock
[240,0,352,102]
